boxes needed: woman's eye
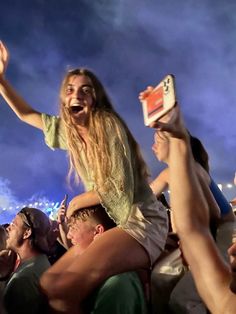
[66,88,73,95]
[82,87,92,95]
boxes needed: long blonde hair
[60,68,150,187]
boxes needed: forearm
[0,76,43,129]
[169,137,209,234]
[67,190,100,217]
[150,174,168,196]
[58,223,71,249]
[197,170,221,224]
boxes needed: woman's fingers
[139,86,154,101]
[0,41,9,75]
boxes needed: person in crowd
[151,132,225,230]
[146,118,220,312]
[151,130,235,226]
[151,132,235,313]
[168,141,235,314]
[0,225,16,281]
[3,207,52,314]
[166,135,235,314]
[56,195,72,250]
[140,85,236,313]
[162,107,236,314]
[0,41,168,313]
[0,225,17,314]
[142,83,235,313]
[47,219,67,265]
[66,203,148,314]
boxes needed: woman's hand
[0,41,9,78]
[138,86,154,102]
[67,191,100,218]
[67,194,86,218]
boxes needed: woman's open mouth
[69,104,84,114]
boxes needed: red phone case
[142,74,176,126]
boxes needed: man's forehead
[12,214,23,226]
[69,217,93,228]
[69,218,83,227]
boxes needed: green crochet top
[42,113,152,226]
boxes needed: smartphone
[61,194,68,207]
[142,74,176,126]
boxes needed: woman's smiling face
[64,75,95,126]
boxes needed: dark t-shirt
[86,272,148,314]
[3,254,50,314]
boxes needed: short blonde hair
[68,204,116,230]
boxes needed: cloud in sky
[0,0,236,220]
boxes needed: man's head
[67,204,116,254]
[6,207,51,255]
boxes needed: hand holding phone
[141,74,176,126]
[61,194,68,207]
[57,194,68,224]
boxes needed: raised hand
[150,105,188,140]
[138,86,154,102]
[57,194,68,224]
[0,41,9,78]
[67,195,81,218]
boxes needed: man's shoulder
[9,254,49,281]
[103,272,140,287]
[97,271,144,300]
[88,272,147,314]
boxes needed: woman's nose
[73,90,82,100]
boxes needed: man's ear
[94,224,105,236]
[23,228,32,240]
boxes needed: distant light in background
[0,200,61,224]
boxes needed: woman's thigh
[50,227,150,301]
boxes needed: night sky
[1,0,236,223]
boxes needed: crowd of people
[0,40,235,314]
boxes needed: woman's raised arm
[0,41,43,130]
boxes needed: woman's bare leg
[41,227,150,313]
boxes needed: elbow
[18,111,33,123]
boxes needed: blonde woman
[0,41,168,313]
